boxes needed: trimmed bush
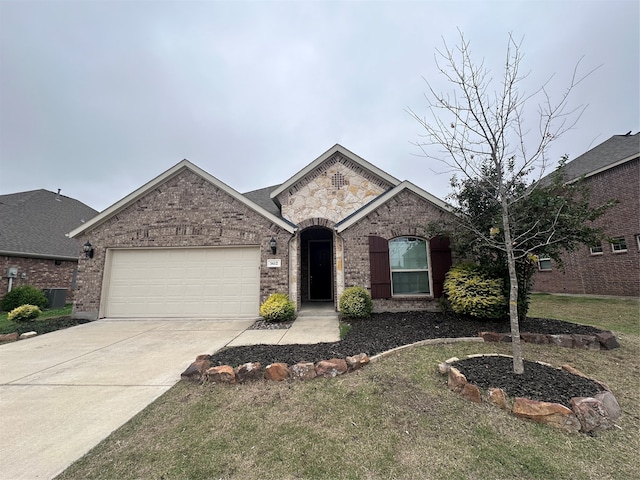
[260,293,296,323]
[339,286,373,319]
[8,304,42,322]
[443,264,506,319]
[1,285,48,312]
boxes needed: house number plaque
[266,259,281,268]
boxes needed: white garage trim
[100,247,260,318]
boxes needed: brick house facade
[533,133,639,297]
[70,145,454,319]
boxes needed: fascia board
[69,160,296,238]
[270,144,401,200]
[335,181,452,233]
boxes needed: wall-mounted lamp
[83,241,94,259]
[269,237,277,255]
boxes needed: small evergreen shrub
[260,293,296,322]
[8,304,42,322]
[339,286,373,319]
[1,285,48,312]
[443,264,506,319]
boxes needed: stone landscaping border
[479,330,620,350]
[438,354,621,434]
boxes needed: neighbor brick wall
[339,189,454,311]
[0,256,77,306]
[533,158,640,297]
[73,170,291,319]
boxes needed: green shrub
[443,264,506,319]
[260,293,296,323]
[1,285,48,312]
[339,286,373,319]
[8,304,42,322]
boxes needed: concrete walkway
[0,307,339,480]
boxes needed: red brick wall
[339,189,453,311]
[73,170,291,319]
[533,158,640,297]
[0,256,77,308]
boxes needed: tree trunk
[501,197,525,374]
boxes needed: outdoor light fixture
[269,237,277,255]
[83,241,94,259]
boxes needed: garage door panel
[104,247,260,318]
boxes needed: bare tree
[408,32,597,374]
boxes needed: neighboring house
[533,132,640,297]
[0,189,98,307]
[69,144,454,319]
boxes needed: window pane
[611,237,627,252]
[389,238,427,270]
[538,258,552,271]
[392,272,430,295]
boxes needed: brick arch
[297,217,336,230]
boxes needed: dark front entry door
[309,240,332,300]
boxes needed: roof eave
[0,250,78,261]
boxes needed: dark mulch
[208,311,607,406]
[0,316,92,336]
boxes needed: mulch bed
[0,316,91,336]
[209,311,607,406]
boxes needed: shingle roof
[559,132,640,181]
[242,185,281,217]
[0,189,98,259]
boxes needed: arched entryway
[300,226,334,302]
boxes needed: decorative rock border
[438,354,621,434]
[0,331,38,342]
[479,330,620,350]
[181,353,371,384]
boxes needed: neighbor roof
[69,160,296,238]
[559,132,640,182]
[0,189,98,260]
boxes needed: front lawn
[57,294,640,480]
[0,304,76,335]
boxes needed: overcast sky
[1,0,638,212]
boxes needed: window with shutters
[389,237,430,295]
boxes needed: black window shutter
[369,236,391,299]
[429,235,452,298]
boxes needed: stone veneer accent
[276,153,395,225]
[73,169,292,319]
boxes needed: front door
[309,240,332,300]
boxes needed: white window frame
[636,234,640,251]
[389,237,430,296]
[589,244,604,255]
[611,237,627,253]
[537,257,552,271]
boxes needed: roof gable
[270,144,400,202]
[334,181,451,233]
[0,189,98,259]
[69,160,296,238]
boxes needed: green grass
[0,304,72,333]
[56,295,640,479]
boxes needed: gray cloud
[1,0,637,211]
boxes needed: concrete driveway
[0,318,255,480]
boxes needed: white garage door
[103,247,260,318]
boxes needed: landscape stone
[547,334,574,348]
[180,358,211,381]
[571,334,600,351]
[264,363,290,381]
[521,332,549,344]
[345,353,369,371]
[595,331,620,350]
[235,362,262,383]
[570,396,614,432]
[438,362,451,374]
[205,365,236,384]
[513,397,581,432]
[315,358,348,377]
[594,391,621,420]
[0,332,19,342]
[447,367,467,393]
[460,383,482,403]
[487,388,510,410]
[290,362,317,381]
[479,331,502,343]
